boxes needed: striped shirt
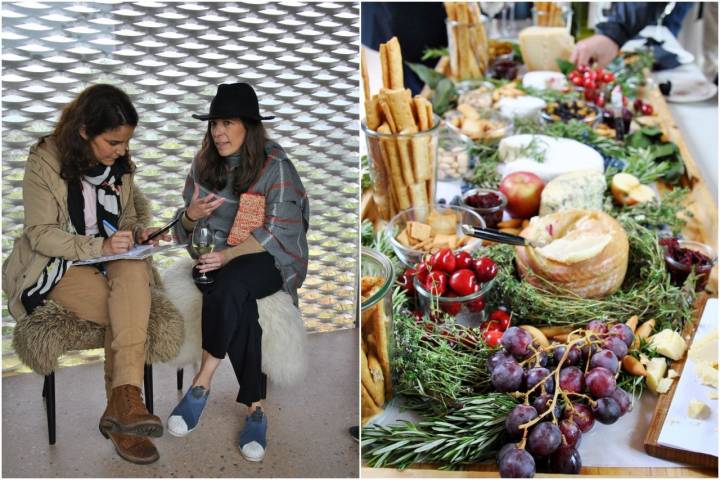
[174,140,310,305]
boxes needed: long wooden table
[361,64,718,477]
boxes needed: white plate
[654,72,718,103]
[621,26,695,65]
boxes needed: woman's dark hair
[53,84,139,182]
[196,118,268,195]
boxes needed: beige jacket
[2,137,146,319]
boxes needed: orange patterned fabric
[227,193,265,245]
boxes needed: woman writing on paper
[167,82,309,462]
[2,85,171,464]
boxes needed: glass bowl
[461,188,508,229]
[540,100,600,127]
[663,239,717,292]
[386,204,486,267]
[414,273,495,328]
[445,108,512,144]
[437,128,473,181]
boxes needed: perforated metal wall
[1,1,359,374]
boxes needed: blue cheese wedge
[539,170,607,216]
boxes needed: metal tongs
[461,224,542,248]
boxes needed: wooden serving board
[643,293,718,469]
[363,465,716,477]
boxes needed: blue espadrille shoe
[167,386,209,437]
[239,407,267,462]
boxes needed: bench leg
[177,368,183,391]
[143,364,153,414]
[44,372,56,445]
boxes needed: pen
[102,220,118,236]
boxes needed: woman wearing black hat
[167,83,309,462]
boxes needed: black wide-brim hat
[192,82,275,121]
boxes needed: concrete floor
[2,329,359,478]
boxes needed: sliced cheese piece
[646,357,667,393]
[689,329,718,364]
[522,71,567,91]
[694,361,719,388]
[539,170,607,216]
[650,329,687,361]
[518,26,575,72]
[688,399,711,419]
[656,377,674,394]
[667,369,679,379]
[709,391,718,400]
[536,233,612,264]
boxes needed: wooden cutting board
[644,293,718,470]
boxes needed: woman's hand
[196,251,227,273]
[136,227,171,246]
[570,34,619,69]
[102,231,134,255]
[186,182,225,222]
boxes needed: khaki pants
[48,260,152,398]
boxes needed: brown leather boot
[100,384,163,437]
[100,426,160,465]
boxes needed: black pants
[197,252,283,406]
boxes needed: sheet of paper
[657,299,718,457]
[73,243,181,265]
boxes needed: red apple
[499,171,545,218]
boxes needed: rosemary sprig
[467,141,502,189]
[362,393,518,470]
[393,306,493,411]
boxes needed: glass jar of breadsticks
[362,110,442,223]
[532,2,572,31]
[445,2,489,81]
[360,247,395,425]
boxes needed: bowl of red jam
[461,188,507,229]
[660,237,717,292]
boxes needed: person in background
[2,84,170,464]
[571,2,693,68]
[167,82,309,462]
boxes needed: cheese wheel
[515,210,629,298]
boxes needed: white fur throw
[161,258,307,387]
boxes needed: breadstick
[361,47,370,100]
[365,95,382,131]
[414,96,428,131]
[379,98,398,133]
[379,124,410,210]
[379,43,390,89]
[424,99,434,130]
[408,181,428,211]
[397,127,417,185]
[385,36,404,90]
[382,88,417,132]
[367,136,391,219]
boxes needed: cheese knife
[461,224,543,248]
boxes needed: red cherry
[425,270,447,296]
[594,96,606,108]
[578,64,589,73]
[601,71,615,83]
[449,269,478,296]
[454,251,473,270]
[482,329,504,347]
[480,318,502,332]
[429,247,456,273]
[633,98,644,111]
[583,78,597,90]
[441,292,462,316]
[640,103,653,115]
[398,268,416,294]
[488,309,512,331]
[473,257,498,282]
[467,295,486,313]
[415,263,429,284]
[572,76,584,87]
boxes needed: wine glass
[192,220,215,285]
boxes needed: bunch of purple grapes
[489,321,635,478]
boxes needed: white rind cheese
[519,27,575,72]
[522,71,568,91]
[496,96,546,120]
[498,134,604,184]
[539,170,607,216]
